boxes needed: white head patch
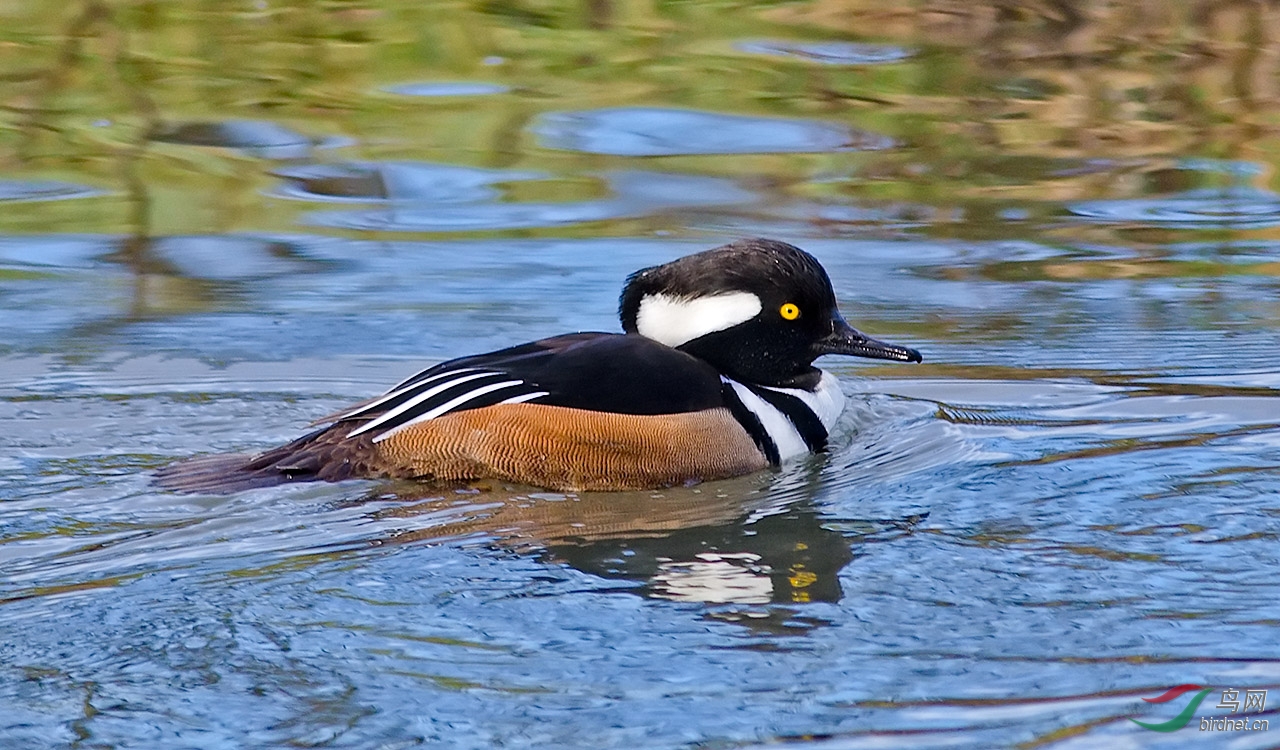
[634,292,762,349]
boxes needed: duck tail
[153,425,380,494]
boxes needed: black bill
[815,315,923,363]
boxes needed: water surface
[1,3,1279,749]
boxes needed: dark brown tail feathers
[153,424,382,494]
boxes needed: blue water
[2,4,1280,749]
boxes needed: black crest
[619,238,836,334]
[618,238,845,386]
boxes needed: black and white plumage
[327,334,723,438]
[156,238,922,493]
[319,332,850,463]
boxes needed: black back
[337,333,729,439]
[429,332,726,415]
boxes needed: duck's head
[619,238,922,388]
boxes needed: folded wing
[322,333,726,441]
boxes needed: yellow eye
[779,303,800,320]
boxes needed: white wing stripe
[499,391,550,406]
[386,366,479,395]
[372,380,532,443]
[346,371,499,438]
[333,367,481,421]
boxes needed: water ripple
[533,107,894,156]
[735,39,914,65]
[383,81,509,97]
[297,170,756,232]
[150,120,338,160]
[270,162,542,203]
[1069,187,1280,228]
[0,179,102,203]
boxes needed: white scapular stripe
[760,370,846,433]
[385,366,479,396]
[346,370,499,437]
[334,367,480,421]
[723,377,809,461]
[372,381,546,442]
[635,292,762,348]
[496,391,549,407]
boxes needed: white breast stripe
[760,370,846,433]
[723,377,809,461]
[635,292,763,348]
[346,371,499,438]
[372,380,541,443]
[334,367,480,421]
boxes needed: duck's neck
[719,370,846,464]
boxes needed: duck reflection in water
[353,468,926,619]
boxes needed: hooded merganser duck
[157,238,922,493]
